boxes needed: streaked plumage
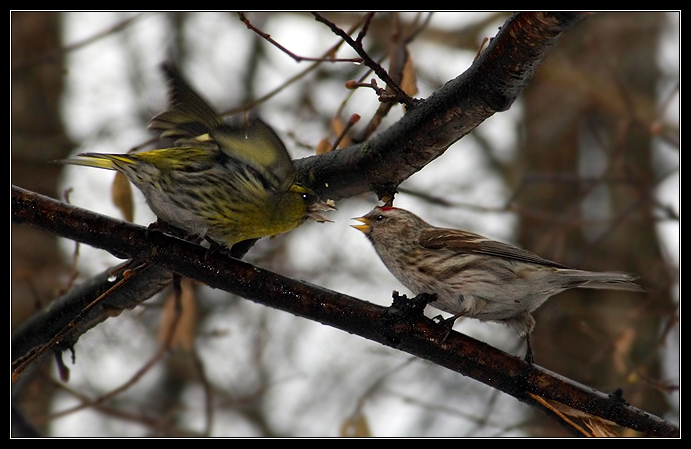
[352,206,646,362]
[62,65,334,249]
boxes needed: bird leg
[433,311,466,342]
[229,238,259,259]
[203,237,225,261]
[524,334,535,365]
[147,218,189,239]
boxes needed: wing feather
[419,228,568,269]
[148,64,296,191]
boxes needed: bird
[352,206,646,363]
[61,64,334,251]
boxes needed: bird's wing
[211,118,296,192]
[148,63,224,143]
[419,228,569,269]
[149,64,296,191]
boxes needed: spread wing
[210,119,296,191]
[149,63,224,143]
[148,63,296,191]
[419,228,569,269]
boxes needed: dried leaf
[330,116,352,149]
[401,54,418,97]
[612,327,636,375]
[111,171,134,222]
[340,413,372,437]
[331,117,345,140]
[529,392,623,437]
[583,418,620,437]
[158,278,198,351]
[316,138,333,155]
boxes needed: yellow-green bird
[62,64,334,249]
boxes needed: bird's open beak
[308,199,337,223]
[350,216,371,234]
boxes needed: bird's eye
[376,214,384,221]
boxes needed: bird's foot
[433,313,463,342]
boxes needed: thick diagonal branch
[296,12,587,200]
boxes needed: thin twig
[237,12,363,64]
[45,275,184,420]
[329,113,361,152]
[12,13,151,72]
[219,14,372,117]
[311,12,416,106]
[11,261,150,382]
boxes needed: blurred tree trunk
[11,11,73,436]
[517,12,673,436]
[12,12,73,326]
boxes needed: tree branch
[311,12,416,106]
[11,186,678,437]
[237,12,363,64]
[15,12,674,437]
[295,12,588,201]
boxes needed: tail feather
[564,270,648,292]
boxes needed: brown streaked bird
[352,206,646,363]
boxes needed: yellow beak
[350,216,371,234]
